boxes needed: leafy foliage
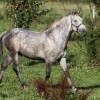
[91,0,100,8]
[2,0,49,28]
[85,17,100,66]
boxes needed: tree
[2,0,49,28]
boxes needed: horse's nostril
[83,29,87,33]
[83,30,85,33]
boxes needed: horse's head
[71,11,87,35]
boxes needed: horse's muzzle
[82,29,87,35]
[78,25,87,35]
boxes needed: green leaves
[92,0,100,7]
[84,17,100,66]
[6,0,49,28]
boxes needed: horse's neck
[51,16,72,49]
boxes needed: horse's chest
[44,46,64,61]
[44,39,65,60]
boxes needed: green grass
[0,57,100,100]
[0,41,100,100]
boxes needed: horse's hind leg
[0,55,12,83]
[11,53,27,90]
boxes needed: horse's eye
[74,20,77,22]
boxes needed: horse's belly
[19,46,44,59]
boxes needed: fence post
[89,3,96,21]
[92,5,96,20]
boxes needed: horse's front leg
[45,60,52,81]
[60,57,77,93]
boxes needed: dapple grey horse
[0,11,87,92]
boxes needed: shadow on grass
[26,60,60,66]
[77,84,100,90]
[26,54,75,67]
[25,59,45,67]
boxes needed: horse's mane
[44,15,67,35]
[44,11,81,35]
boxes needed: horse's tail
[0,31,7,56]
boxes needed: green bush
[85,17,100,66]
[3,0,49,28]
[91,0,100,7]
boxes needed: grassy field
[0,1,100,100]
[0,52,100,100]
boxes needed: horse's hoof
[23,85,28,91]
[71,86,77,94]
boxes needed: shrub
[85,17,100,66]
[34,74,93,100]
[2,0,49,28]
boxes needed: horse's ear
[71,10,81,15]
[71,9,76,15]
[71,10,74,15]
[78,10,81,15]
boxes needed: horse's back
[2,28,63,60]
[3,28,45,58]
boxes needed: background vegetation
[0,0,100,100]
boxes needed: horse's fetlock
[22,82,27,88]
[46,75,50,80]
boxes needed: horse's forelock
[72,10,81,16]
[66,10,81,17]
